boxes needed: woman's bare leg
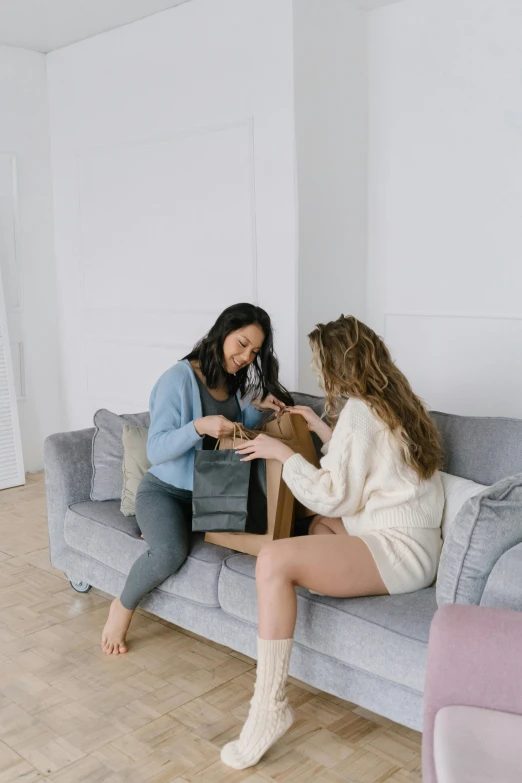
[221,532,388,769]
[256,533,387,640]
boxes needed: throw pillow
[91,409,150,502]
[439,471,486,539]
[436,473,522,607]
[121,424,151,517]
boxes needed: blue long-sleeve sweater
[147,359,263,490]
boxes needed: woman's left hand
[236,433,295,464]
[251,395,285,415]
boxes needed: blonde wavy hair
[308,315,442,480]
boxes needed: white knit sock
[221,637,294,770]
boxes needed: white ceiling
[0,0,403,54]
[0,0,191,53]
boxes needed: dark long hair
[184,303,293,405]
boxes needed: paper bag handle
[215,422,257,449]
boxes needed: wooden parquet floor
[0,474,423,782]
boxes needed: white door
[0,248,24,490]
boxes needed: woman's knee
[152,545,188,578]
[256,542,291,584]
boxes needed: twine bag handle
[215,422,257,450]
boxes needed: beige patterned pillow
[121,424,151,517]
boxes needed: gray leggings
[120,471,193,610]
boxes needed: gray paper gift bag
[192,428,267,534]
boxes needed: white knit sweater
[283,398,443,535]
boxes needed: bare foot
[101,598,133,655]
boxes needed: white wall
[368,0,522,417]
[47,0,297,429]
[0,45,63,471]
[294,0,368,393]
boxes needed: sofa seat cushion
[64,500,233,607]
[219,553,437,691]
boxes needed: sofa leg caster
[68,578,92,593]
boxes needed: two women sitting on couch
[101,302,444,770]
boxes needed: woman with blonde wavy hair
[221,314,444,771]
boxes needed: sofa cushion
[121,424,151,517]
[437,474,522,607]
[439,472,486,539]
[430,411,522,486]
[219,553,437,691]
[91,409,150,502]
[64,500,233,607]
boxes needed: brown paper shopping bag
[204,413,319,556]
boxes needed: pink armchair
[422,604,522,782]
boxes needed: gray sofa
[44,396,522,731]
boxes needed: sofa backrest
[430,411,522,485]
[292,392,522,486]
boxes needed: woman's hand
[236,433,295,464]
[251,395,286,415]
[194,416,236,439]
[284,405,332,444]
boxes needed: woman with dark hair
[102,303,292,655]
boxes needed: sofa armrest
[44,428,94,570]
[480,542,522,611]
[422,604,522,783]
